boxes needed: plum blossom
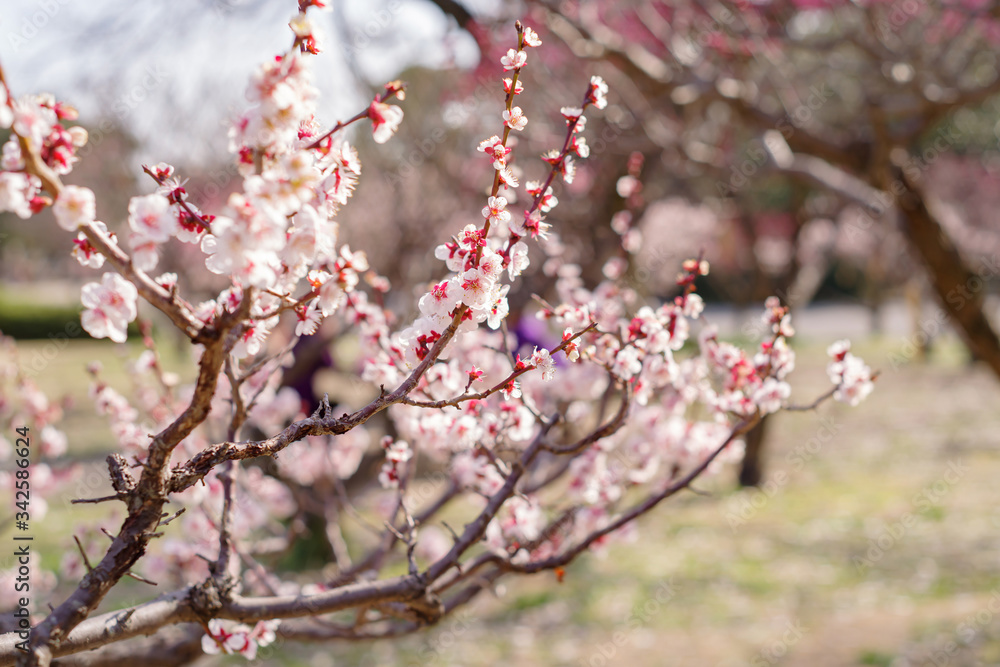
[53,185,96,231]
[368,99,404,144]
[503,77,524,95]
[126,194,177,271]
[497,164,519,188]
[80,273,138,343]
[482,196,511,227]
[0,15,882,657]
[522,26,542,47]
[451,450,504,495]
[12,96,56,150]
[232,51,316,154]
[827,340,875,406]
[233,316,275,359]
[72,222,115,269]
[307,269,346,317]
[295,302,323,336]
[478,247,504,281]
[526,181,558,212]
[460,267,494,308]
[752,378,791,415]
[419,278,461,321]
[0,172,35,218]
[486,283,510,329]
[477,135,511,169]
[500,48,527,70]
[503,106,528,131]
[586,75,609,109]
[507,242,530,279]
[201,619,279,660]
[612,345,643,379]
[378,437,412,489]
[531,347,556,381]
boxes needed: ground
[8,329,1000,667]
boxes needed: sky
[0,0,498,165]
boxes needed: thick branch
[892,167,1000,378]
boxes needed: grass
[4,333,1000,666]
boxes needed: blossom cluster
[202,619,279,660]
[827,339,876,406]
[0,9,877,662]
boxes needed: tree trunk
[895,168,1000,379]
[739,416,769,487]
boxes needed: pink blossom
[307,269,346,317]
[201,619,279,660]
[53,185,96,231]
[526,181,558,212]
[80,273,138,344]
[378,437,412,489]
[451,450,504,494]
[486,283,510,329]
[482,196,511,227]
[477,135,511,169]
[502,106,528,131]
[827,347,875,406]
[612,345,643,379]
[72,222,114,269]
[531,347,556,381]
[500,48,527,71]
[561,106,583,121]
[503,78,524,95]
[418,278,461,321]
[522,26,542,47]
[0,172,34,218]
[507,241,530,279]
[460,268,494,309]
[295,302,323,336]
[368,100,404,144]
[478,247,504,281]
[586,75,609,109]
[497,165,519,188]
[12,96,56,149]
[128,194,177,243]
[752,378,791,415]
[233,316,274,359]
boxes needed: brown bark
[739,416,769,487]
[894,167,1000,379]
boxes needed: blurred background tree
[2,0,998,485]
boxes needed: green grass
[858,650,894,666]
